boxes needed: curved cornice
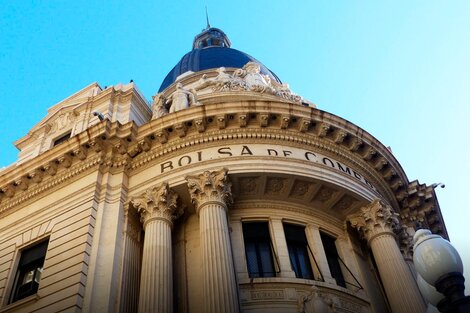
[0,97,447,238]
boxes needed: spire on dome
[192,27,231,49]
[205,6,211,29]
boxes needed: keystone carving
[348,199,400,243]
[316,123,330,137]
[258,114,269,127]
[131,182,183,228]
[362,146,376,160]
[348,137,363,152]
[186,168,233,211]
[27,170,43,184]
[299,119,311,132]
[72,146,87,160]
[155,130,168,144]
[174,123,187,137]
[194,118,206,132]
[217,115,226,129]
[238,114,248,127]
[280,115,290,129]
[14,179,28,191]
[333,130,347,144]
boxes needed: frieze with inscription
[152,144,377,192]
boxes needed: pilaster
[305,225,335,283]
[270,219,296,278]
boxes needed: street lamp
[413,229,470,313]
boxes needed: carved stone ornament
[194,62,302,103]
[151,92,169,119]
[298,286,336,313]
[186,168,233,211]
[46,111,77,134]
[348,199,400,243]
[130,183,183,228]
[398,226,414,260]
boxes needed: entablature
[1,97,446,239]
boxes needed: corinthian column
[131,183,183,313]
[186,168,240,313]
[348,199,426,313]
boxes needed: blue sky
[1,1,469,288]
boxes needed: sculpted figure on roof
[194,62,302,103]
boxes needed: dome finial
[205,6,211,30]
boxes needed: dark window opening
[10,240,49,303]
[242,222,275,278]
[284,223,314,279]
[53,132,71,146]
[320,232,346,287]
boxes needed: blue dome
[158,28,281,92]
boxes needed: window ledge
[238,277,369,302]
[0,294,39,313]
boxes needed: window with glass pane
[10,240,48,303]
[283,223,314,279]
[320,232,346,287]
[242,222,275,278]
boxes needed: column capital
[131,182,183,229]
[348,199,400,243]
[186,168,233,213]
[398,226,414,260]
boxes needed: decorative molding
[0,154,102,217]
[130,182,182,229]
[128,128,392,207]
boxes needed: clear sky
[1,1,469,289]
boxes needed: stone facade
[0,27,447,313]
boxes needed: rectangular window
[53,132,71,146]
[283,223,314,279]
[10,240,48,303]
[320,232,346,287]
[242,222,275,278]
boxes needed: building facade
[0,27,447,313]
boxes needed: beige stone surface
[0,65,448,312]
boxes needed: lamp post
[413,229,470,313]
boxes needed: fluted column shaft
[349,199,426,313]
[131,183,182,313]
[139,219,172,313]
[199,202,240,313]
[369,232,425,313]
[187,169,240,313]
